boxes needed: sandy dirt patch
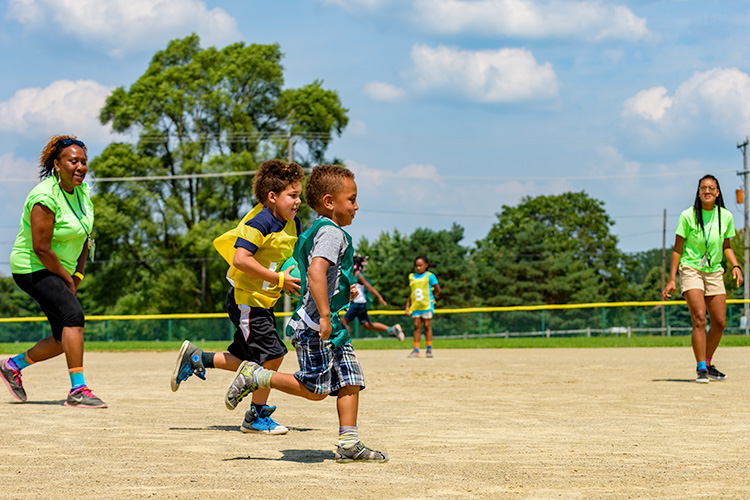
[1,347,750,499]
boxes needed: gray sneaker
[170,340,206,392]
[407,349,419,358]
[390,324,405,342]
[335,441,389,463]
[65,386,107,408]
[696,369,709,384]
[241,405,289,435]
[0,358,27,402]
[225,361,267,410]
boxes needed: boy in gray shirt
[224,164,388,463]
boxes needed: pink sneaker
[0,359,26,402]
[65,386,107,408]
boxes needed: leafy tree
[88,34,348,313]
[355,224,474,310]
[473,192,628,308]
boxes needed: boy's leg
[226,362,325,409]
[241,356,289,434]
[334,387,388,463]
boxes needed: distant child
[341,255,405,342]
[170,159,303,435]
[224,164,388,463]
[405,255,441,358]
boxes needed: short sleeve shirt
[676,206,735,273]
[214,203,300,309]
[10,176,94,275]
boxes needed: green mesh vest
[286,218,354,348]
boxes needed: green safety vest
[286,218,354,348]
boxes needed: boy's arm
[308,256,333,340]
[232,247,301,294]
[360,275,387,306]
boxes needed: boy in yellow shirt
[170,159,303,434]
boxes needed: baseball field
[2,346,750,499]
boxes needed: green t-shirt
[675,206,735,273]
[10,176,94,275]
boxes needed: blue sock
[387,326,392,334]
[697,361,707,372]
[69,369,86,390]
[11,352,33,370]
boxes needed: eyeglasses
[699,186,718,192]
[58,138,86,148]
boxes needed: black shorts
[225,287,288,365]
[13,270,85,342]
[343,302,370,324]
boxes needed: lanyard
[59,184,95,260]
[702,210,715,267]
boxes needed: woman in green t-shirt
[662,174,743,384]
[0,136,106,408]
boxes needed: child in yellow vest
[170,159,303,435]
[405,255,441,358]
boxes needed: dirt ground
[1,346,750,500]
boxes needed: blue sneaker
[170,340,206,392]
[241,405,289,435]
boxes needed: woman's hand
[662,280,676,300]
[732,266,744,287]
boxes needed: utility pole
[283,127,295,319]
[661,208,666,335]
[737,137,749,334]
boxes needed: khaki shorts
[679,265,726,296]
[412,311,433,320]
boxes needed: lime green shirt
[10,176,94,275]
[675,206,735,273]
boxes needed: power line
[2,167,737,184]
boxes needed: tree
[473,192,628,307]
[88,34,349,313]
[356,224,475,309]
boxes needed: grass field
[4,333,750,353]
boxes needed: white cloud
[0,153,36,180]
[408,44,558,102]
[622,68,750,140]
[363,81,407,102]
[7,0,239,56]
[321,0,389,10]
[413,0,649,42]
[622,87,673,121]
[0,80,118,144]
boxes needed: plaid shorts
[291,327,365,396]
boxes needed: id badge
[699,253,708,268]
[87,236,96,262]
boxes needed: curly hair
[38,135,87,180]
[253,159,305,204]
[304,164,355,211]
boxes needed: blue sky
[2,0,750,275]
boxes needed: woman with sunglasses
[662,174,743,384]
[0,136,105,408]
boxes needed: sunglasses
[58,138,86,148]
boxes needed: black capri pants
[13,270,85,341]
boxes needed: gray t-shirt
[297,218,349,328]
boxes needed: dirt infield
[2,347,750,500]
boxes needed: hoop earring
[54,169,61,183]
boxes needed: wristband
[73,271,84,281]
[734,265,742,271]
[277,272,284,288]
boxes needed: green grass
[2,334,750,354]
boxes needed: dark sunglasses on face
[58,138,86,148]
